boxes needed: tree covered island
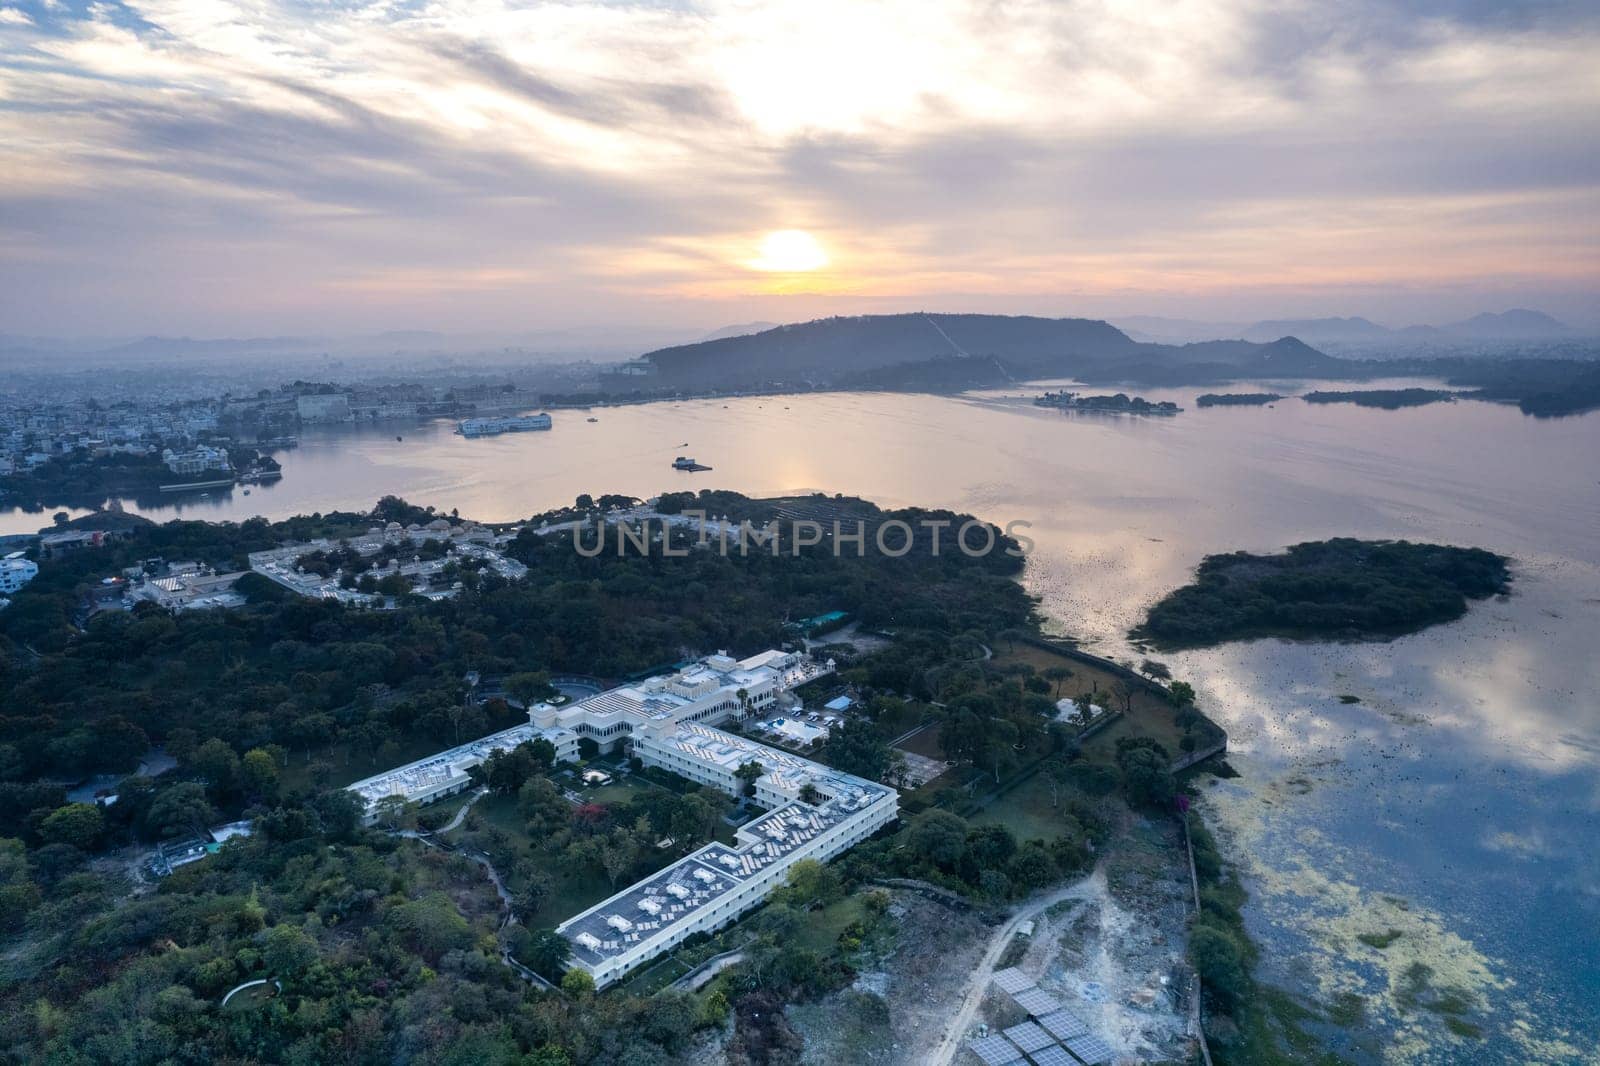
[1301,388,1459,409]
[1034,390,1181,415]
[1133,537,1511,649]
[1195,392,1283,407]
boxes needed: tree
[190,738,239,794]
[642,989,698,1051]
[1043,665,1073,697]
[886,749,910,788]
[907,810,967,870]
[1190,925,1251,1008]
[512,870,553,924]
[734,761,764,797]
[821,717,890,780]
[1139,659,1172,680]
[1007,841,1058,891]
[239,748,280,800]
[1167,680,1196,708]
[561,968,595,996]
[798,782,822,806]
[1116,738,1173,808]
[262,923,318,981]
[1107,677,1136,715]
[520,928,571,980]
[146,782,216,838]
[777,858,842,908]
[39,803,103,849]
[387,893,474,960]
[1042,758,1073,809]
[371,794,417,831]
[593,826,641,888]
[506,671,557,708]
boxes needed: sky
[1,0,1598,337]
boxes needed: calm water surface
[6,381,1598,1061]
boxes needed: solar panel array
[1001,1021,1054,1054]
[967,970,1118,1066]
[991,967,1036,995]
[1012,987,1063,1016]
[1064,1032,1116,1065]
[968,1033,1026,1066]
[1024,1048,1076,1066]
[1036,1009,1090,1042]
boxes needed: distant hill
[1243,317,1390,343]
[1443,309,1573,340]
[699,321,781,342]
[644,314,1135,387]
[640,313,1348,389]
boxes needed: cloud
[0,0,1596,332]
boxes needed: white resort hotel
[345,649,900,988]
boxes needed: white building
[345,722,579,822]
[341,649,889,989]
[296,393,351,423]
[0,554,38,595]
[161,445,231,477]
[538,651,895,989]
[526,649,829,752]
[558,720,897,988]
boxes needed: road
[927,865,1106,1066]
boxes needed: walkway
[927,866,1107,1066]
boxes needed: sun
[749,229,829,272]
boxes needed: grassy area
[892,721,945,759]
[969,767,1078,842]
[794,895,870,953]
[613,954,694,996]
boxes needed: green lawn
[970,769,1078,843]
[794,895,870,953]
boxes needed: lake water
[6,381,1598,1061]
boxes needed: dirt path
[927,866,1107,1066]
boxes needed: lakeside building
[557,747,896,988]
[533,651,897,989]
[345,723,580,820]
[0,554,38,596]
[161,445,231,476]
[342,648,894,989]
[295,393,351,423]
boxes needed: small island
[1301,388,1459,409]
[1196,392,1283,407]
[1035,390,1181,415]
[1133,537,1510,649]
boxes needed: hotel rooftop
[559,750,894,974]
[345,722,577,814]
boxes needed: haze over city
[2,0,1598,336]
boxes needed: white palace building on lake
[344,649,900,989]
